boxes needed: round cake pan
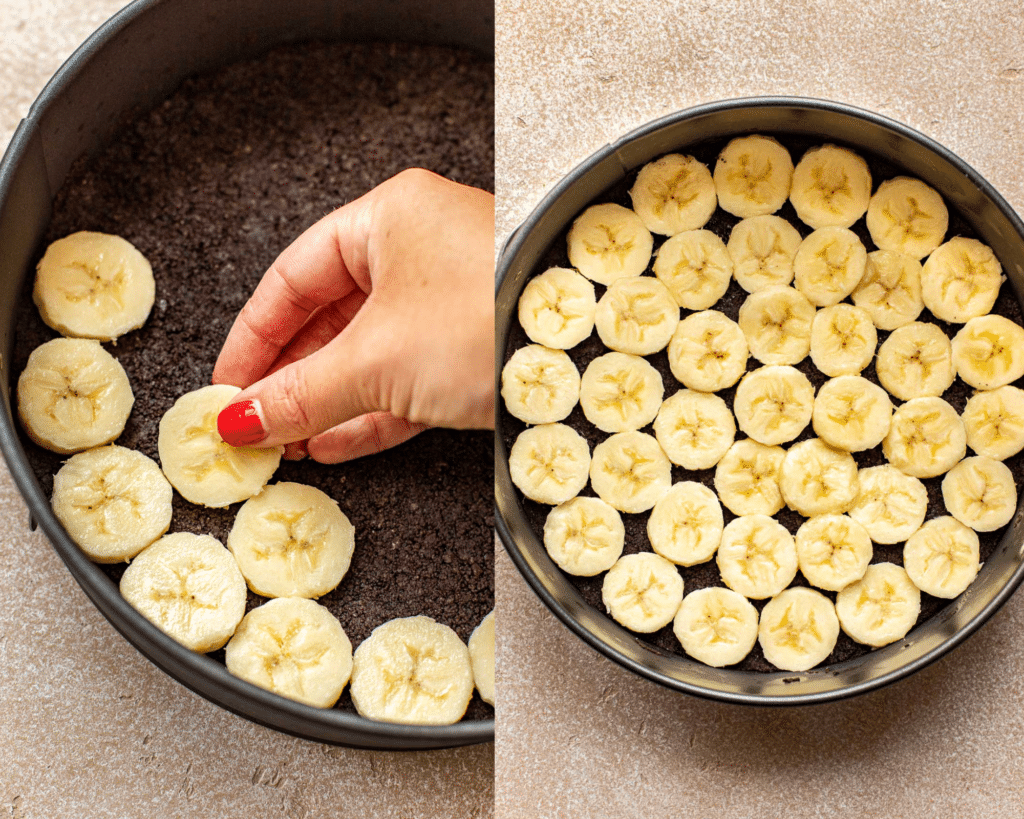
[0,0,493,749]
[496,96,1024,706]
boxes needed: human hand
[211,168,495,463]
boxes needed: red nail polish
[218,399,266,446]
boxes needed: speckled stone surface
[496,1,1024,816]
[0,3,492,816]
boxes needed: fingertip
[217,398,268,447]
[283,440,309,461]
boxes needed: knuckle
[273,366,315,434]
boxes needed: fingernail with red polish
[218,399,266,446]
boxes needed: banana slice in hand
[225,597,353,708]
[543,496,624,576]
[647,482,724,566]
[758,587,840,672]
[875,322,955,401]
[629,153,717,235]
[962,385,1024,460]
[668,310,749,391]
[714,439,786,517]
[728,215,802,293]
[866,177,948,260]
[589,430,672,513]
[469,611,495,706]
[227,482,354,599]
[779,438,859,517]
[594,276,678,355]
[717,514,798,599]
[851,250,924,331]
[350,616,474,725]
[789,144,871,230]
[848,465,928,545]
[952,314,1024,390]
[738,285,815,366]
[795,514,872,592]
[158,384,282,508]
[52,445,172,563]
[652,229,733,310]
[809,304,877,377]
[673,587,758,667]
[120,532,246,653]
[602,552,684,633]
[653,389,735,469]
[34,231,155,341]
[812,376,892,452]
[793,227,868,307]
[579,352,663,433]
[567,203,654,286]
[942,455,1017,532]
[835,562,920,647]
[921,238,1003,323]
[733,365,814,446]
[509,423,591,505]
[501,344,581,425]
[18,338,134,454]
[713,135,794,218]
[518,267,597,350]
[883,396,966,479]
[903,517,981,599]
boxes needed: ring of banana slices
[505,131,1024,675]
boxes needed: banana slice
[579,352,663,433]
[501,344,581,425]
[835,562,920,647]
[18,338,134,454]
[653,389,735,469]
[647,482,724,566]
[903,517,981,599]
[866,177,948,260]
[921,238,1003,323]
[733,365,814,446]
[795,514,872,592]
[737,285,815,366]
[811,376,892,453]
[225,598,352,708]
[713,135,794,218]
[851,250,925,331]
[779,438,859,517]
[567,203,654,286]
[33,231,155,341]
[509,423,591,505]
[728,215,802,293]
[350,616,474,725]
[628,153,717,235]
[589,430,672,513]
[469,611,495,706]
[717,514,798,599]
[119,533,246,653]
[51,445,172,564]
[227,482,354,599]
[594,276,678,355]
[883,396,967,479]
[847,465,928,545]
[952,314,1024,390]
[789,144,872,230]
[759,587,840,672]
[673,587,759,667]
[809,304,877,377]
[652,229,733,310]
[963,385,1024,460]
[602,552,684,633]
[942,455,1017,532]
[517,267,597,350]
[543,496,624,576]
[158,384,282,508]
[714,439,786,517]
[668,310,749,391]
[793,227,868,307]
[875,321,955,401]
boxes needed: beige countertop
[0,2,493,817]
[495,0,1024,816]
